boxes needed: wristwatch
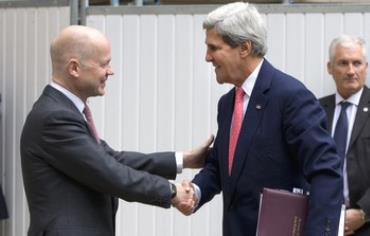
[170,183,177,199]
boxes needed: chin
[95,90,105,96]
[216,76,225,85]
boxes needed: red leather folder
[256,188,308,236]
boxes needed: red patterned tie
[83,104,100,143]
[228,87,245,175]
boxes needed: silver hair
[329,34,367,62]
[203,2,267,57]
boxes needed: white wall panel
[84,7,370,236]
[156,14,176,236]
[324,13,343,95]
[286,14,304,82]
[14,9,27,236]
[305,14,325,97]
[266,13,286,70]
[0,5,70,236]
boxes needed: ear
[67,59,80,78]
[240,41,252,58]
[327,61,333,75]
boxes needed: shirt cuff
[175,152,183,173]
[192,183,201,209]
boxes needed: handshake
[171,180,198,216]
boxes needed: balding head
[50,25,113,102]
[50,25,109,79]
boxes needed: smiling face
[50,26,115,102]
[327,43,368,99]
[78,38,113,100]
[205,28,245,87]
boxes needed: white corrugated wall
[0,4,70,236]
[2,3,370,236]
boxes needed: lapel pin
[363,107,369,112]
[256,105,262,110]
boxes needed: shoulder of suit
[319,94,335,103]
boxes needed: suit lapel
[349,87,370,148]
[320,95,336,134]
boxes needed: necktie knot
[340,101,350,111]
[235,87,245,101]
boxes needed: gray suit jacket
[320,86,370,235]
[21,85,177,236]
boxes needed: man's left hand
[183,135,214,169]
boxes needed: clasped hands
[171,135,214,215]
[171,180,197,216]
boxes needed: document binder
[256,188,308,236]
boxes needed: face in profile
[327,43,368,99]
[79,38,114,98]
[204,28,244,86]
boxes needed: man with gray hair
[177,2,343,236]
[320,35,370,235]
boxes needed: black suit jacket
[21,85,177,236]
[320,86,370,235]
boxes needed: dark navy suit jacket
[193,59,343,236]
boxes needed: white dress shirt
[332,87,363,205]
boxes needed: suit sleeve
[192,96,224,208]
[100,140,177,180]
[39,110,176,208]
[283,86,343,236]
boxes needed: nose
[347,63,355,75]
[205,50,212,62]
[107,65,114,76]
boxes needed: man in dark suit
[176,2,343,236]
[320,35,370,236]
[20,25,212,236]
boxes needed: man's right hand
[171,181,196,216]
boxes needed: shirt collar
[335,87,363,107]
[50,81,85,113]
[240,59,263,96]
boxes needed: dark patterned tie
[333,101,350,161]
[83,104,100,144]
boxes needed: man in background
[20,25,212,236]
[320,35,370,235]
[177,2,343,236]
